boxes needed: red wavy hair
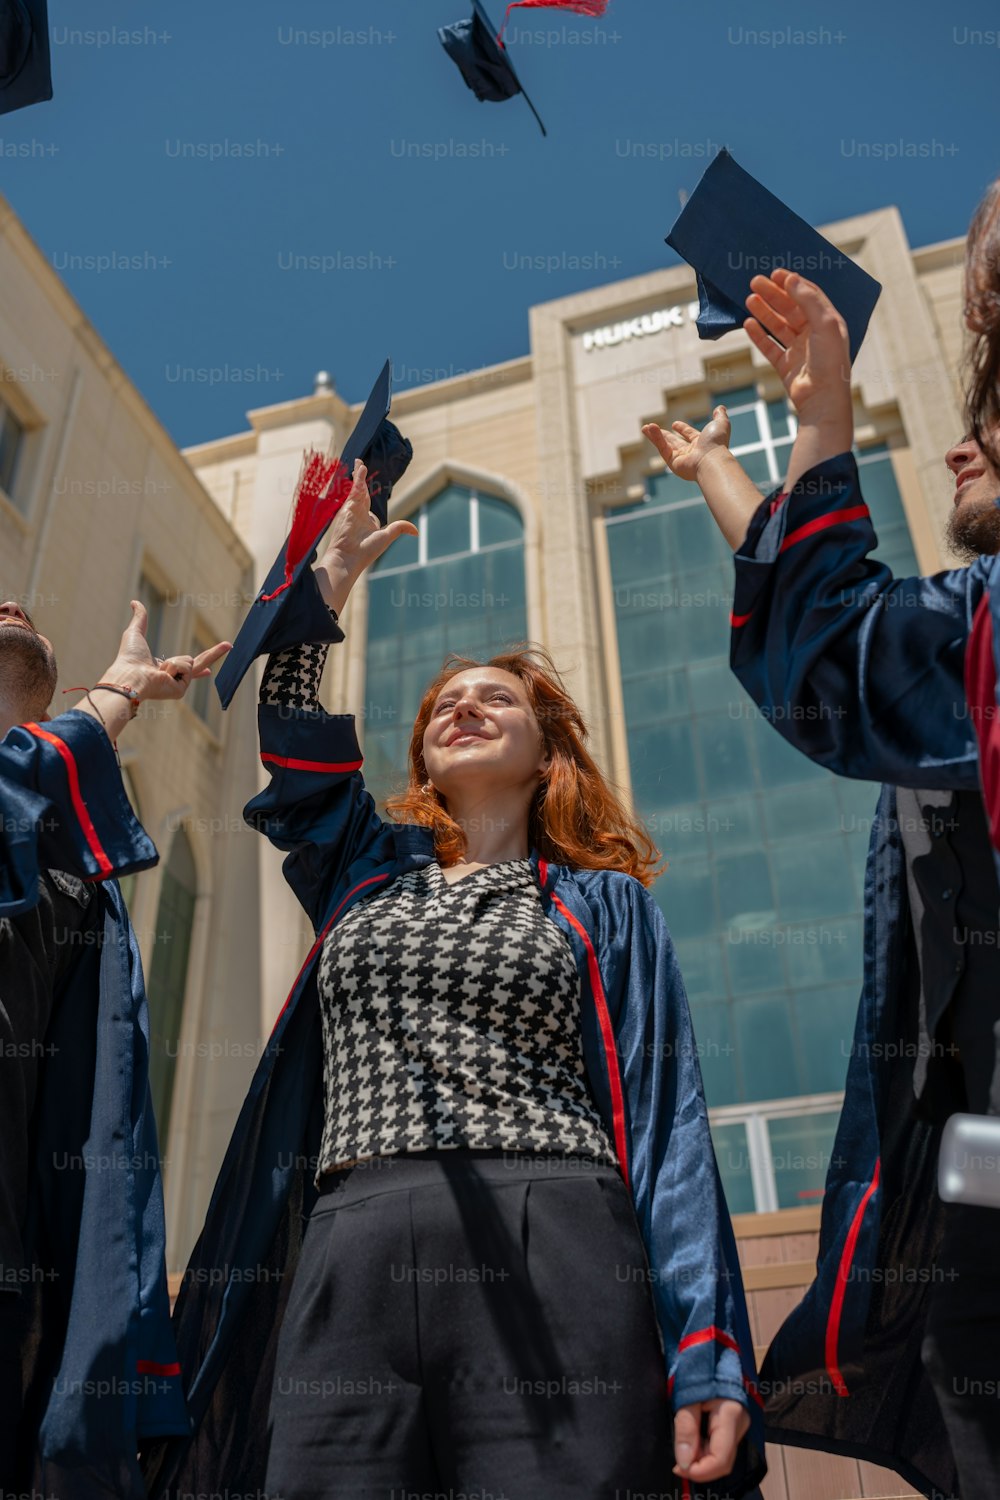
[383,644,664,887]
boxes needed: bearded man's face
[944,433,1000,561]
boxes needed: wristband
[92,681,142,718]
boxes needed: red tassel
[498,0,609,46]
[260,452,354,602]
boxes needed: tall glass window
[147,829,197,1154]
[187,625,222,735]
[606,388,918,1209]
[138,570,168,658]
[364,485,527,806]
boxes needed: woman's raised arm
[244,461,418,930]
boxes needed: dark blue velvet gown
[729,449,994,1500]
[1,710,189,1496]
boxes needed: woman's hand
[642,404,732,482]
[315,459,419,616]
[744,268,852,430]
[673,1397,750,1484]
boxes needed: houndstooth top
[260,637,619,1182]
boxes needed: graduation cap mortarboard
[214,359,413,708]
[0,0,52,116]
[665,149,882,364]
[439,0,547,137]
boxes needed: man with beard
[643,269,1000,1500]
[0,597,229,1496]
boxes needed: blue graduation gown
[1,711,191,1494]
[728,450,992,1499]
[140,693,766,1498]
[730,450,989,789]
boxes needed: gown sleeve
[0,709,157,916]
[729,449,989,790]
[624,887,761,1406]
[244,610,388,932]
[613,881,765,1491]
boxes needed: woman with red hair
[144,459,763,1500]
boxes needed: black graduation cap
[439,0,546,137]
[214,359,413,709]
[0,0,52,116]
[665,149,882,364]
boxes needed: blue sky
[3,0,998,447]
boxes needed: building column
[529,304,612,773]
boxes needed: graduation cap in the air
[439,0,547,137]
[214,358,413,708]
[0,0,52,116]
[665,148,882,364]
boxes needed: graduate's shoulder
[559,863,669,931]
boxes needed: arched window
[147,828,198,1150]
[364,483,527,805]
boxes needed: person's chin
[946,491,1000,561]
[433,749,501,782]
[435,757,493,785]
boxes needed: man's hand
[104,600,231,702]
[75,601,231,741]
[643,406,762,551]
[745,268,855,495]
[642,405,732,483]
[744,268,852,430]
[673,1397,750,1484]
[315,459,419,616]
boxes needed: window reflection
[148,829,197,1160]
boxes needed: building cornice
[245,389,348,434]
[182,430,259,466]
[185,355,537,465]
[911,234,967,274]
[391,355,534,413]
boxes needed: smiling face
[943,434,1000,561]
[0,600,58,722]
[421,666,551,805]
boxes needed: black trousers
[921,1009,1000,1500]
[264,1148,722,1500]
